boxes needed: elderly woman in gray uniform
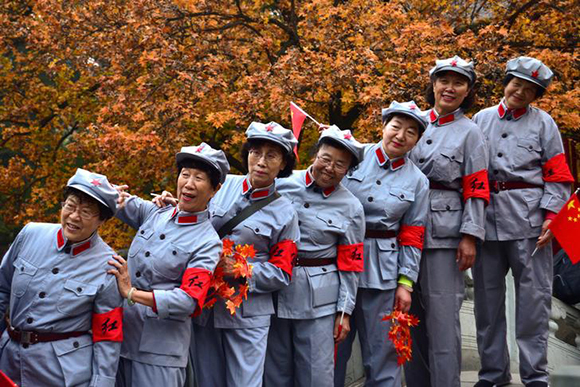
[192,122,300,387]
[334,101,430,387]
[471,57,574,387]
[110,144,227,387]
[0,168,123,387]
[405,57,490,387]
[264,126,366,387]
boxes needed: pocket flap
[13,258,38,276]
[211,206,228,218]
[243,222,272,238]
[376,239,398,251]
[440,147,464,163]
[304,265,338,277]
[345,168,364,182]
[63,279,98,297]
[389,188,414,202]
[52,334,92,356]
[517,138,541,153]
[136,228,154,240]
[315,213,343,229]
[430,195,463,211]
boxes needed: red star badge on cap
[531,70,539,78]
[265,124,275,132]
[344,133,352,140]
[409,104,416,110]
[195,144,205,153]
[451,59,457,67]
[90,179,102,187]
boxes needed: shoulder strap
[217,192,281,239]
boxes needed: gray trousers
[335,288,400,387]
[404,248,464,387]
[473,239,552,385]
[264,314,334,387]
[191,322,269,387]
[116,357,185,387]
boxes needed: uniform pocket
[305,266,339,307]
[151,243,190,281]
[376,239,398,281]
[243,221,272,239]
[311,213,344,245]
[514,137,541,169]
[128,228,154,258]
[385,187,414,221]
[433,147,463,183]
[139,311,189,357]
[522,189,544,228]
[52,335,92,387]
[430,194,463,238]
[11,258,38,297]
[57,279,98,316]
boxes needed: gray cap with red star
[67,168,119,213]
[506,56,553,90]
[382,100,428,133]
[176,142,230,184]
[318,125,364,165]
[429,55,476,84]
[246,121,298,156]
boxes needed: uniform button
[52,268,59,274]
[391,243,396,248]
[328,219,332,224]
[140,230,145,234]
[348,171,353,176]
[400,194,405,199]
[304,203,310,208]
[376,180,381,185]
[26,317,33,324]
[368,197,374,202]
[446,205,451,210]
[160,234,165,240]
[172,250,177,255]
[20,266,25,271]
[493,169,499,175]
[451,155,455,160]
[145,251,150,257]
[22,343,29,349]
[73,341,79,348]
[136,271,141,277]
[255,228,260,233]
[502,133,507,138]
[419,158,425,163]
[528,145,533,150]
[39,292,46,299]
[498,153,503,157]
[77,287,83,293]
[426,139,432,145]
[298,221,302,226]
[322,268,327,272]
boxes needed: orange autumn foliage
[0,0,578,248]
[383,310,420,366]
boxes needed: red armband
[181,268,212,316]
[337,243,364,272]
[462,169,490,205]
[268,240,297,278]
[92,308,123,342]
[545,210,557,221]
[397,225,425,251]
[542,153,574,183]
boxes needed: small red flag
[290,102,307,159]
[549,192,580,264]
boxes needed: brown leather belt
[365,229,397,239]
[429,180,457,191]
[7,324,87,345]
[490,180,543,194]
[294,257,335,267]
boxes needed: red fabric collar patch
[429,109,455,126]
[498,102,527,120]
[375,146,387,166]
[57,228,65,249]
[177,214,198,224]
[56,228,92,257]
[305,169,314,187]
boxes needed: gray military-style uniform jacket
[116,197,222,368]
[0,223,123,387]
[275,168,365,319]
[196,175,300,329]
[343,143,429,289]
[473,100,573,240]
[409,109,490,248]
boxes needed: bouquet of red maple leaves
[383,310,420,366]
[204,239,254,315]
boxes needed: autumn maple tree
[0,0,578,249]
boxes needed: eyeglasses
[61,202,100,220]
[249,149,282,164]
[316,155,348,173]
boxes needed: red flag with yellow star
[549,191,580,264]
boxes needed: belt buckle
[498,181,507,191]
[20,331,37,345]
